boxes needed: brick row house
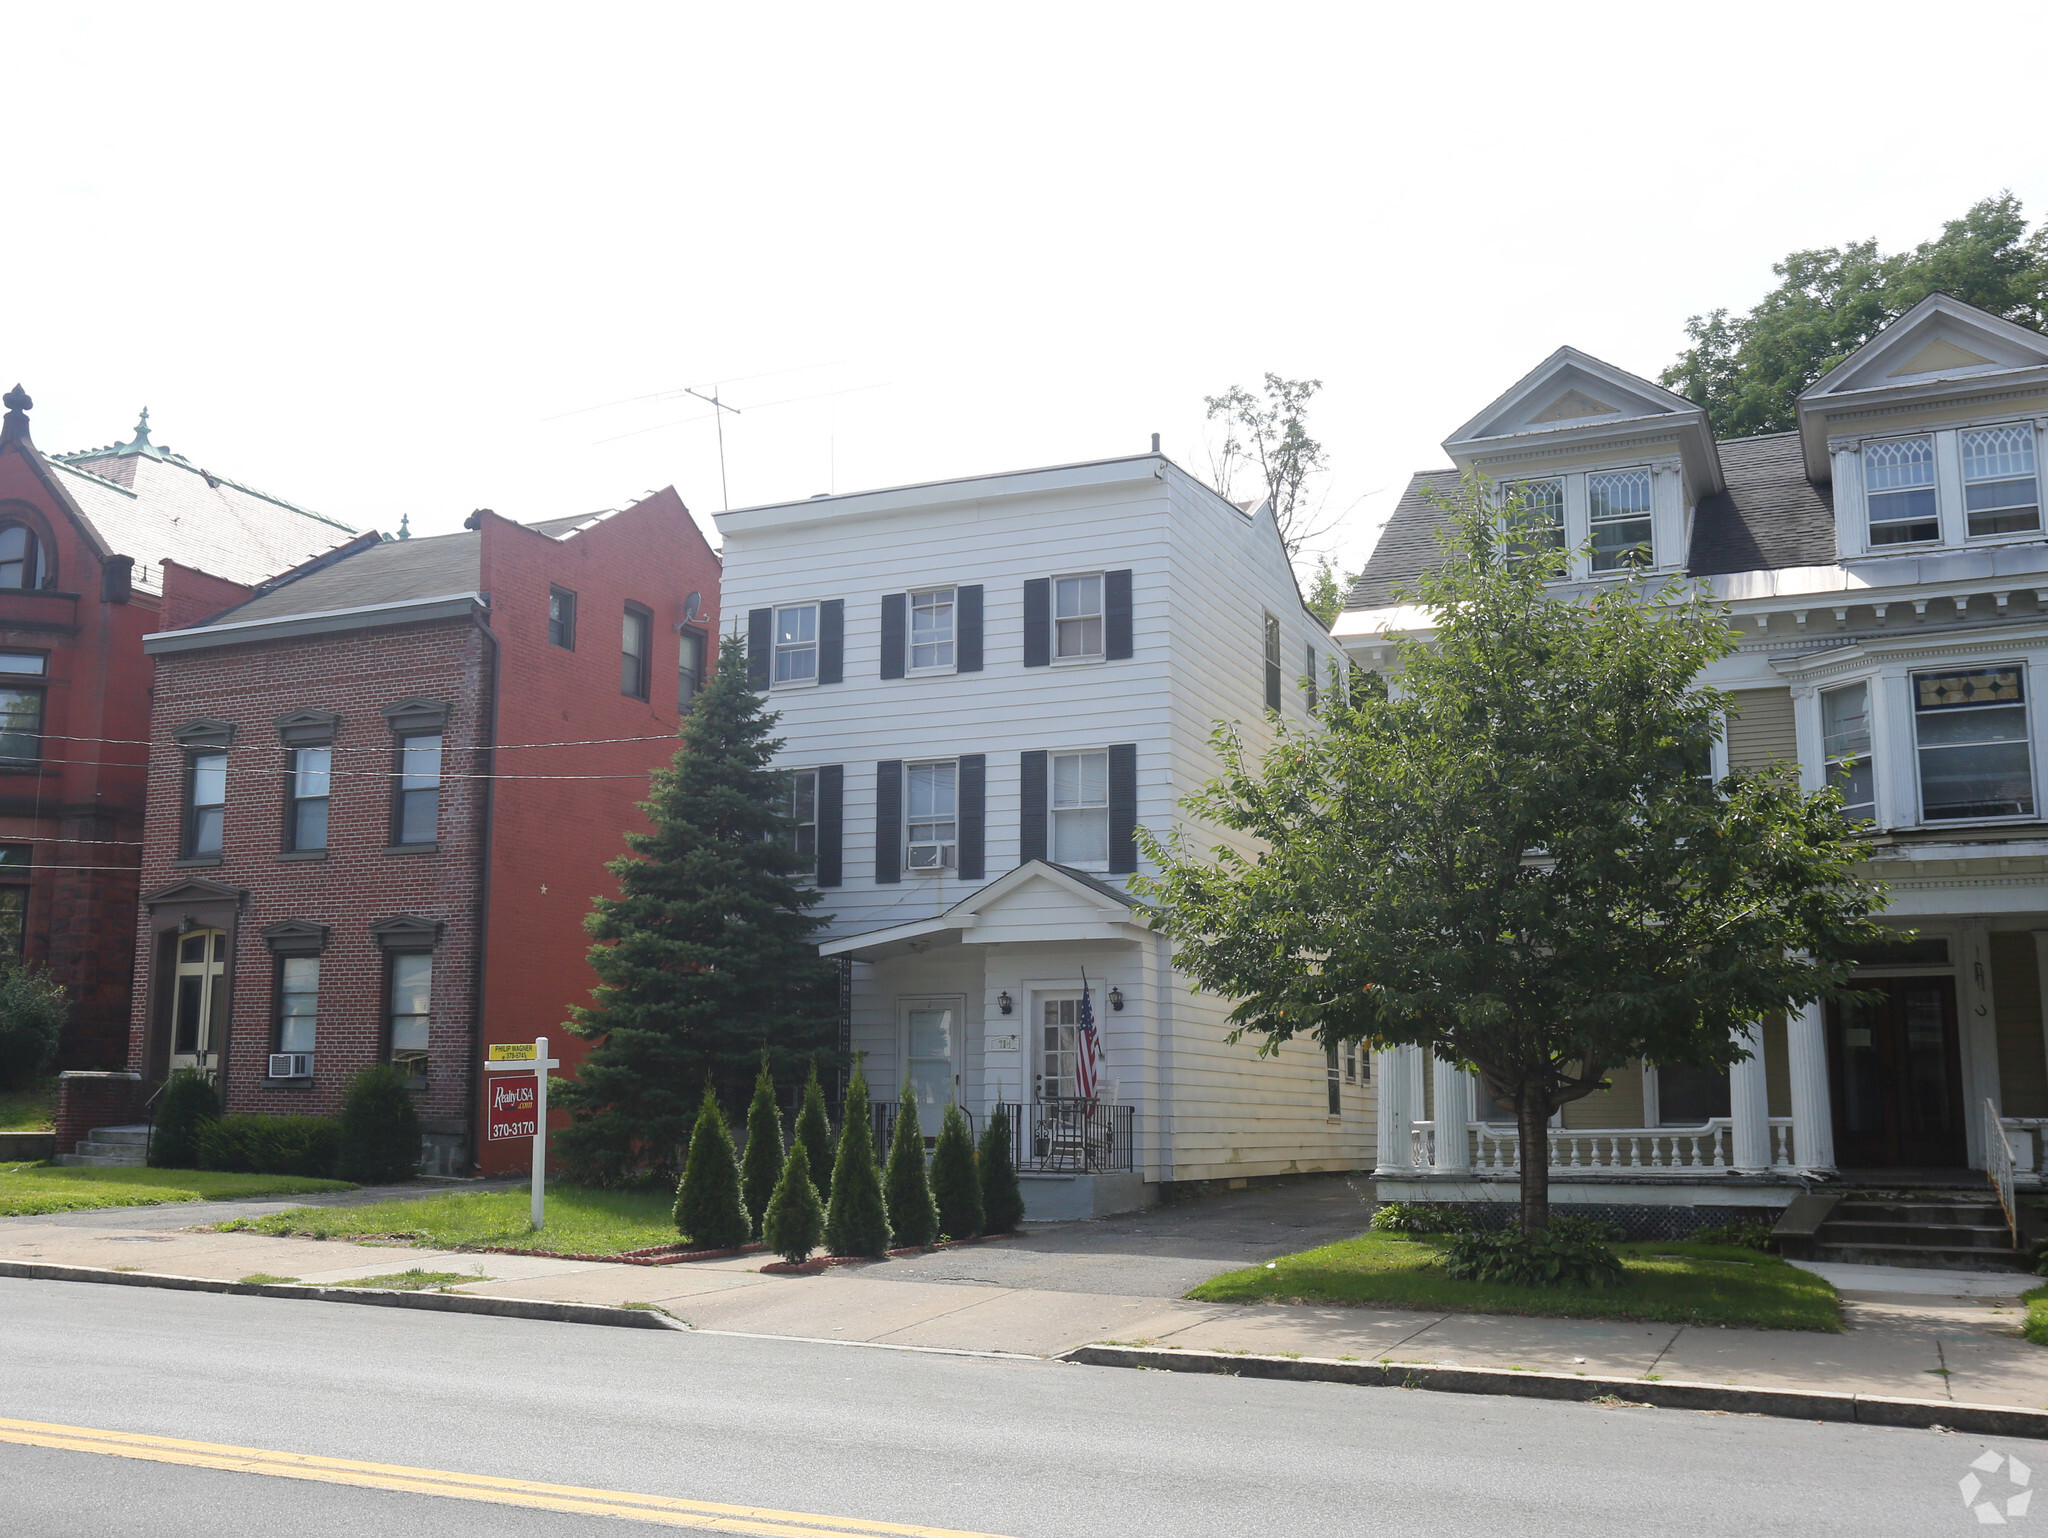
[94,493,718,1173]
[0,391,353,1096]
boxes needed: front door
[1827,975,1966,1168]
[1037,996,1082,1104]
[168,928,228,1077]
[902,998,960,1137]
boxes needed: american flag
[1076,975,1100,1100]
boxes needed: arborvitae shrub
[740,1057,784,1238]
[823,1065,890,1257]
[793,1062,834,1205]
[761,1139,825,1265]
[883,1080,938,1249]
[674,1085,750,1250]
[929,1103,982,1241]
[334,1065,422,1184]
[977,1103,1025,1235]
[0,961,66,1091]
[196,1114,342,1178]
[148,1068,219,1169]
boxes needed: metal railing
[996,1099,1135,1174]
[1986,1098,2019,1248]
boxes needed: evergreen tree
[883,1080,939,1249]
[928,1103,983,1241]
[673,1084,750,1250]
[761,1139,825,1266]
[334,1065,422,1184]
[740,1054,784,1237]
[823,1064,890,1257]
[977,1103,1025,1235]
[147,1068,219,1170]
[793,1061,835,1205]
[555,635,838,1186]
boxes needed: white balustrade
[1440,1118,1797,1176]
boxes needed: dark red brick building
[118,492,718,1174]
[0,389,353,1074]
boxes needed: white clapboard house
[1339,293,2048,1228]
[715,450,1364,1216]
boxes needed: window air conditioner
[268,1053,314,1078]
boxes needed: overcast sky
[8,3,2046,574]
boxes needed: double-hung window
[910,588,955,671]
[1914,667,2034,821]
[0,652,45,764]
[186,753,226,858]
[678,627,706,709]
[621,605,651,699]
[1054,575,1103,660]
[786,767,818,869]
[1864,436,1939,545]
[288,747,331,851]
[394,734,441,845]
[548,587,577,649]
[774,603,819,684]
[1505,478,1565,561]
[388,952,432,1084]
[0,525,41,589]
[1050,750,1109,866]
[1588,468,1654,571]
[1961,425,2041,537]
[278,957,318,1056]
[905,760,957,871]
[1821,682,1875,823]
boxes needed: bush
[148,1069,219,1169]
[334,1065,421,1184]
[929,1103,982,1241]
[977,1103,1025,1235]
[1370,1201,1476,1234]
[883,1082,939,1249]
[0,962,66,1091]
[793,1062,834,1206]
[823,1065,890,1257]
[1438,1228,1627,1288]
[739,1058,784,1238]
[761,1139,825,1265]
[1543,1213,1625,1245]
[673,1085,749,1250]
[1689,1218,1775,1251]
[196,1114,341,1178]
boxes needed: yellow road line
[0,1417,1018,1538]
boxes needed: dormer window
[1501,469,1661,576]
[1587,469,1653,571]
[1863,436,1938,545]
[1961,425,2040,537]
[1505,479,1564,559]
[0,525,42,589]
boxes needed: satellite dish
[683,592,702,623]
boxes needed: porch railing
[995,1099,1136,1174]
[1986,1099,2019,1247]
[1406,1117,1796,1174]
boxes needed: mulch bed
[758,1230,1024,1275]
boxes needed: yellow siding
[1992,932,2048,1117]
[1562,1060,1647,1128]
[1727,688,1798,769]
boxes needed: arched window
[0,525,41,589]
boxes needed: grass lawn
[0,1162,355,1217]
[1187,1232,1841,1332]
[2021,1286,2048,1347]
[0,1078,57,1132]
[219,1184,679,1255]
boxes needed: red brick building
[0,389,354,1072]
[119,492,718,1174]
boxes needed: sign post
[486,1038,560,1230]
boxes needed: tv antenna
[682,385,741,511]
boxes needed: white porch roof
[818,860,1154,962]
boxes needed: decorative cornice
[171,718,235,751]
[275,708,340,748]
[380,697,448,737]
[260,918,330,955]
[369,913,444,950]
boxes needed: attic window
[1864,437,1938,545]
[0,525,42,590]
[1588,469,1653,572]
[1962,425,2040,537]
[1504,479,1564,560]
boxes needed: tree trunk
[1517,1096,1550,1234]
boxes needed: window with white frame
[1914,667,2034,821]
[773,603,819,685]
[278,956,318,1056]
[1504,478,1565,560]
[1049,750,1109,866]
[1863,436,1939,545]
[1053,574,1103,660]
[1821,681,1875,823]
[1961,425,2041,537]
[910,587,955,671]
[786,767,817,868]
[905,760,957,870]
[1587,468,1654,571]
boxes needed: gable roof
[208,528,483,626]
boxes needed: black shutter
[818,599,844,685]
[1108,742,1138,874]
[1022,578,1051,668]
[879,593,907,680]
[874,760,902,884]
[956,585,983,673]
[1019,750,1048,865]
[957,754,985,880]
[1104,569,1134,660]
[747,608,772,690]
[816,764,844,888]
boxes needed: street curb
[1060,1344,2048,1440]
[0,1259,685,1331]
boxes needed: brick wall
[53,1070,146,1155]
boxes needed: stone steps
[1806,1189,2030,1272]
[54,1123,150,1169]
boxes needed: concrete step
[1811,1242,2030,1272]
[1824,1221,2016,1249]
[1830,1201,2003,1224]
[54,1151,146,1168]
[85,1125,152,1147]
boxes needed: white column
[1431,1055,1471,1173]
[1372,1046,1412,1175]
[1729,1022,1772,1174]
[1786,999,1835,1174]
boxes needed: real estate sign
[483,1035,559,1229]
[487,1073,540,1142]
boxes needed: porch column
[1372,1046,1412,1174]
[1729,1022,1772,1174]
[1787,999,1836,1175]
[1430,1055,1471,1173]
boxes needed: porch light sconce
[997,991,1014,1016]
[1108,987,1125,1012]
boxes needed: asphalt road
[0,1279,2010,1537]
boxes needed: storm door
[902,997,961,1136]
